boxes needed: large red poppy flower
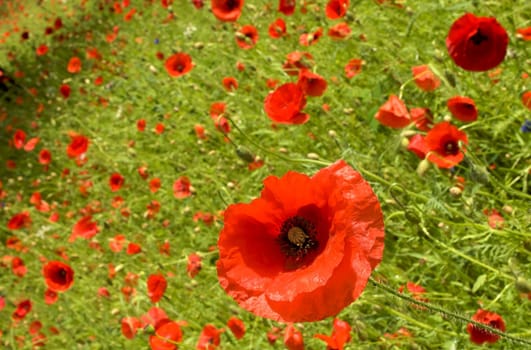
[297,69,327,97]
[216,160,385,322]
[446,13,508,72]
[425,122,468,168]
[374,95,411,129]
[165,53,193,77]
[211,0,243,22]
[42,261,74,292]
[325,0,349,19]
[447,96,478,122]
[467,309,505,345]
[264,83,309,125]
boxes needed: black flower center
[469,29,488,46]
[277,216,318,260]
[444,141,459,155]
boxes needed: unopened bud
[416,159,430,176]
[449,186,462,196]
[515,277,531,294]
[235,146,255,163]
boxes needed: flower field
[1,0,530,349]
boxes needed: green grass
[0,0,530,349]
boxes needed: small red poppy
[149,178,161,193]
[196,324,224,350]
[66,133,89,158]
[126,242,142,255]
[446,13,509,72]
[516,27,531,41]
[7,211,32,230]
[59,84,71,98]
[411,65,440,92]
[314,318,352,350]
[467,309,505,345]
[344,58,363,78]
[36,44,48,56]
[447,96,478,122]
[222,76,238,91]
[264,83,309,125]
[227,316,245,340]
[67,57,82,73]
[109,173,125,192]
[187,253,202,278]
[165,53,193,77]
[328,22,351,40]
[235,25,258,49]
[121,317,142,339]
[299,27,323,46]
[297,69,327,97]
[142,306,169,329]
[278,0,295,15]
[374,95,411,128]
[521,91,531,110]
[211,0,243,22]
[283,51,314,76]
[147,273,167,303]
[149,321,183,350]
[12,299,32,321]
[69,215,99,242]
[217,160,385,322]
[137,119,146,131]
[325,0,349,19]
[425,122,468,168]
[44,289,58,305]
[269,18,287,39]
[284,324,304,350]
[42,260,74,292]
[173,176,192,199]
[13,129,26,149]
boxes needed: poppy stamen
[469,29,488,45]
[444,141,459,155]
[277,216,318,260]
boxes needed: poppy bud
[449,186,462,196]
[235,146,255,163]
[416,158,430,176]
[515,277,531,294]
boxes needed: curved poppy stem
[368,277,531,346]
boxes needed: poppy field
[1,0,530,349]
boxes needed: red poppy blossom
[467,309,505,345]
[7,211,32,230]
[410,107,433,131]
[211,0,243,22]
[484,208,504,229]
[516,27,531,41]
[374,95,411,128]
[328,22,351,40]
[165,52,193,77]
[149,321,183,350]
[299,27,323,46]
[425,122,468,168]
[344,58,363,79]
[278,0,295,15]
[314,318,352,350]
[109,234,127,252]
[269,18,287,39]
[109,173,125,192]
[411,65,440,92]
[522,91,531,110]
[66,133,89,158]
[235,25,258,49]
[325,0,349,19]
[173,176,192,199]
[149,178,161,193]
[42,261,74,292]
[196,324,224,350]
[297,69,327,97]
[59,84,71,98]
[11,257,27,277]
[187,253,202,278]
[217,160,385,322]
[127,242,142,255]
[446,13,509,72]
[67,57,82,73]
[407,134,429,159]
[142,306,170,329]
[13,129,26,149]
[227,316,245,340]
[36,44,48,56]
[121,317,142,339]
[283,51,314,76]
[69,215,99,242]
[222,76,238,91]
[147,273,167,303]
[264,83,309,125]
[12,299,32,321]
[447,96,478,122]
[284,324,304,350]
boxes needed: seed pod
[235,146,255,163]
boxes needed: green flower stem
[369,277,531,346]
[419,223,514,281]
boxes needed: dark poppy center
[469,29,488,46]
[175,63,184,72]
[277,216,318,260]
[225,0,239,11]
[54,268,67,283]
[444,141,459,155]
